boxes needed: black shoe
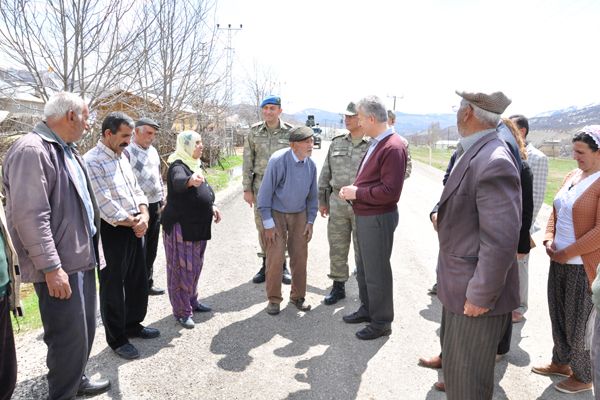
[113,343,139,360]
[253,258,266,284]
[77,375,111,396]
[342,311,371,324]
[356,325,392,340]
[149,286,165,296]
[193,302,212,312]
[128,327,160,339]
[282,262,291,285]
[324,281,346,305]
[428,283,438,295]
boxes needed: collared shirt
[84,141,148,226]
[452,128,496,171]
[124,142,164,203]
[49,130,97,237]
[526,143,549,233]
[359,128,394,174]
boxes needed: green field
[204,154,243,191]
[13,154,244,334]
[411,146,576,205]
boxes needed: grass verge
[411,146,577,205]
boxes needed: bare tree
[244,61,279,121]
[0,0,146,105]
[136,0,222,135]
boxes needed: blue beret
[260,95,281,108]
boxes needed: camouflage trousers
[327,192,359,282]
[252,177,267,258]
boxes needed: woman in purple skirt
[162,130,222,328]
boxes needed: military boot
[324,281,346,305]
[252,258,266,284]
[282,261,291,285]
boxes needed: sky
[216,0,600,117]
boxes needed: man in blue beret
[242,95,294,285]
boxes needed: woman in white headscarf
[532,126,600,395]
[162,131,221,329]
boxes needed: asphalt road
[12,140,595,399]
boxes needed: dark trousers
[34,270,96,400]
[100,221,149,349]
[437,312,511,359]
[441,307,510,400]
[0,294,16,400]
[355,210,398,330]
[548,261,593,383]
[497,318,513,355]
[145,201,162,288]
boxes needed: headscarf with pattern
[167,130,202,171]
[580,125,600,150]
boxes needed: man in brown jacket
[3,91,109,399]
[435,90,521,399]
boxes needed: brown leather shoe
[433,382,445,392]
[512,311,524,323]
[418,355,442,369]
[531,362,572,377]
[555,376,593,394]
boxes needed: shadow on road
[210,283,388,400]
[84,316,184,400]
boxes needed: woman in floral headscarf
[162,131,222,329]
[532,126,600,395]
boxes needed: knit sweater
[545,169,600,285]
[352,133,407,216]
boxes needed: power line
[217,23,242,107]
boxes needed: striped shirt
[526,143,548,233]
[84,141,148,226]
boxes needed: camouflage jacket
[318,132,370,207]
[242,119,294,192]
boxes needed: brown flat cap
[289,126,314,142]
[455,90,512,115]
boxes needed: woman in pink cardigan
[532,126,600,395]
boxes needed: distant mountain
[290,108,455,135]
[530,103,600,131]
[233,102,600,137]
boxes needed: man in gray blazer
[436,90,521,399]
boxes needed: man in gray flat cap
[435,90,521,399]
[124,118,166,296]
[257,126,318,315]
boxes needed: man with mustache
[84,112,159,360]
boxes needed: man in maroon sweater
[339,95,407,340]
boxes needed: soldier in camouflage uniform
[318,102,370,305]
[387,110,412,179]
[243,95,294,284]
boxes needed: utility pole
[217,23,243,107]
[387,94,403,110]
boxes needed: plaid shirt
[84,141,148,226]
[526,143,548,233]
[124,142,164,204]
